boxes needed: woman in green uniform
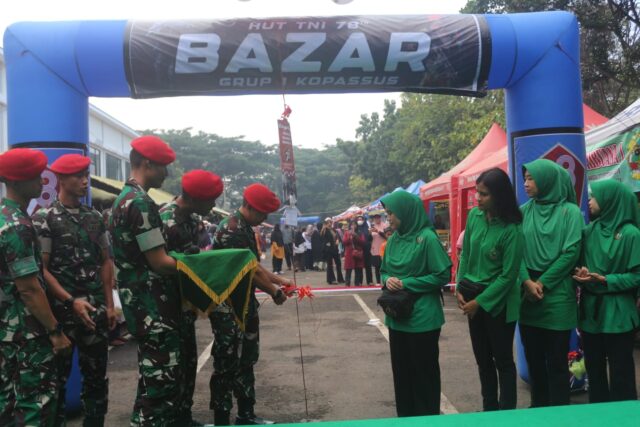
[380,190,452,417]
[456,168,524,411]
[574,179,639,402]
[519,159,584,407]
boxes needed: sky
[1,0,467,149]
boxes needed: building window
[106,153,122,181]
[89,147,101,176]
[124,161,131,179]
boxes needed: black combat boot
[235,412,275,425]
[213,410,231,426]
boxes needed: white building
[0,47,138,197]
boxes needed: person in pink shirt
[369,213,389,285]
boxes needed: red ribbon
[280,284,314,300]
[297,286,314,301]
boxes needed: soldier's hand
[278,276,293,286]
[272,288,287,305]
[50,333,72,356]
[73,299,97,330]
[106,307,118,331]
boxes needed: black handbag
[456,278,486,302]
[377,288,419,319]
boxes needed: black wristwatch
[48,322,63,337]
[63,297,76,311]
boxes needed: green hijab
[588,179,640,251]
[521,159,582,269]
[380,191,436,278]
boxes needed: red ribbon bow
[280,284,314,300]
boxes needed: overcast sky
[1,0,467,149]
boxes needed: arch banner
[125,15,491,97]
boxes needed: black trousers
[344,268,363,286]
[325,252,344,283]
[389,328,441,417]
[272,257,282,273]
[519,324,571,407]
[304,250,314,270]
[582,330,637,403]
[363,250,373,285]
[283,243,293,269]
[371,255,382,284]
[468,307,517,411]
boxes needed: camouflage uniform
[158,200,200,423]
[32,200,111,426]
[208,211,260,417]
[0,198,59,427]
[109,180,182,427]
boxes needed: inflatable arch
[3,11,588,213]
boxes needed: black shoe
[214,411,231,426]
[235,414,275,425]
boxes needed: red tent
[583,104,609,131]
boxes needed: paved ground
[67,261,640,426]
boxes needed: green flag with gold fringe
[171,248,257,331]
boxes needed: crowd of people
[268,214,392,287]
[0,135,639,427]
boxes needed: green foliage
[144,129,279,210]
[461,0,640,117]
[141,128,353,217]
[292,145,354,218]
[336,92,505,196]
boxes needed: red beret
[0,148,48,181]
[131,135,176,165]
[182,169,224,200]
[49,154,91,175]
[243,183,280,213]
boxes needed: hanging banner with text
[278,119,297,204]
[125,15,490,97]
[586,124,640,193]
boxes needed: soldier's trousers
[54,318,109,427]
[0,335,59,427]
[178,312,197,422]
[130,329,182,427]
[209,309,260,415]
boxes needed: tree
[142,129,280,210]
[337,92,505,197]
[461,0,640,116]
[141,128,356,217]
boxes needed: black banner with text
[125,15,491,98]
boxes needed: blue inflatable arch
[3,11,588,212]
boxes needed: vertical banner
[277,118,297,204]
[511,133,588,219]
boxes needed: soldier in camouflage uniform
[109,136,185,427]
[209,183,290,426]
[0,148,72,426]
[159,169,223,425]
[32,154,116,427]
